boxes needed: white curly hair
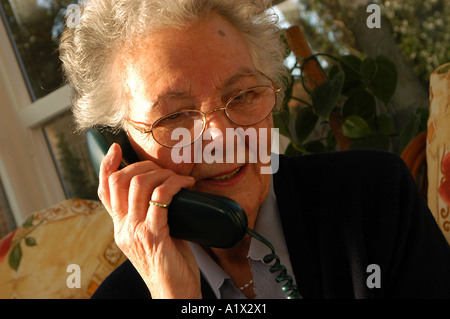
[59,0,289,131]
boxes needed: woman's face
[121,14,274,228]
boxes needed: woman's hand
[98,143,201,298]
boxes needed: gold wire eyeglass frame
[126,76,281,148]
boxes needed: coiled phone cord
[246,227,302,299]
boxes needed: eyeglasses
[127,82,280,148]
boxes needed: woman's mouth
[208,166,242,180]
[201,164,247,186]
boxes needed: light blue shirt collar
[189,176,296,299]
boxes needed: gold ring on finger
[149,200,169,208]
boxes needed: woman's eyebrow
[148,91,188,112]
[222,68,259,88]
[148,68,259,110]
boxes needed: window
[44,111,98,200]
[0,0,66,100]
[0,178,15,239]
[0,0,97,227]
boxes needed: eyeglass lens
[152,86,276,147]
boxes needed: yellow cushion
[427,63,450,245]
[0,199,125,299]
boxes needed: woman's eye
[234,92,247,100]
[166,113,181,120]
[231,89,258,105]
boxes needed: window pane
[0,178,15,238]
[0,0,68,100]
[44,111,99,200]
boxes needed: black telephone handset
[86,127,248,249]
[86,127,301,298]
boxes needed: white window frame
[0,19,67,224]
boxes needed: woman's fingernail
[107,143,116,156]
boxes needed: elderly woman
[60,0,450,299]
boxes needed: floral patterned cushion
[0,199,125,299]
[427,63,450,245]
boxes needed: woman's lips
[200,164,247,186]
[208,166,242,180]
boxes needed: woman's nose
[203,106,227,124]
[202,107,232,133]
[200,107,231,159]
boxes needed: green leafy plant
[274,53,428,156]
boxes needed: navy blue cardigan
[92,151,450,299]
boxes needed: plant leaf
[25,237,37,247]
[295,106,319,143]
[22,214,34,228]
[273,111,290,137]
[360,56,397,106]
[372,56,397,105]
[8,243,22,271]
[326,129,337,152]
[338,55,365,96]
[360,57,377,85]
[342,90,376,120]
[397,108,429,154]
[341,115,373,139]
[312,71,345,120]
[273,74,293,138]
